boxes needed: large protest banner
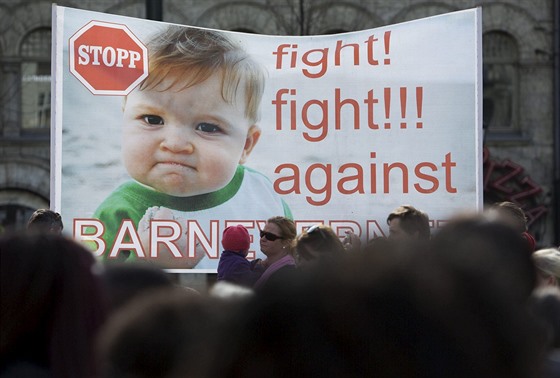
[52,6,482,272]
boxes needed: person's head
[27,209,63,235]
[431,215,537,303]
[532,248,560,287]
[295,224,345,268]
[386,205,430,241]
[260,216,296,258]
[207,248,545,378]
[0,232,106,377]
[97,287,221,378]
[487,201,528,233]
[100,263,173,313]
[122,26,265,197]
[221,225,251,256]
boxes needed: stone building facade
[0,0,557,244]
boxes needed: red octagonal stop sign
[69,21,148,95]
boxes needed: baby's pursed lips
[156,160,196,169]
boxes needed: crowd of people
[1,203,559,378]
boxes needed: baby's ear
[239,125,261,164]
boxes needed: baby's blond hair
[140,26,265,123]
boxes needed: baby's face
[122,72,259,196]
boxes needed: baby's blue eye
[142,115,164,125]
[196,123,222,133]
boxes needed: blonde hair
[490,201,528,232]
[141,26,265,123]
[267,216,297,255]
[533,248,560,281]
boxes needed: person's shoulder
[258,265,299,292]
[275,264,296,275]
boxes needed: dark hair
[386,205,430,240]
[207,249,545,378]
[0,233,107,377]
[430,216,536,303]
[27,209,63,234]
[100,263,173,313]
[295,225,345,264]
[97,288,221,378]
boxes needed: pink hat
[222,225,250,252]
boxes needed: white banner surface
[52,6,482,272]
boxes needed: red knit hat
[222,225,250,252]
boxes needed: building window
[0,204,35,233]
[483,31,519,136]
[20,28,51,130]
